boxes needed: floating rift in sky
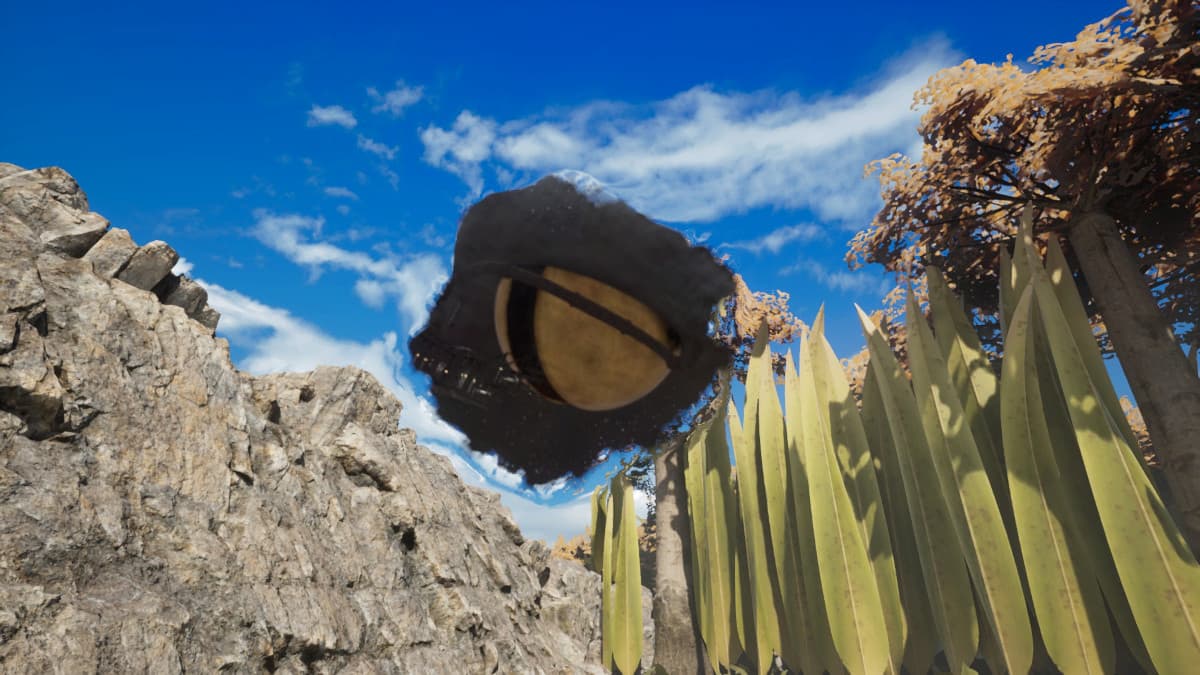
[409,175,734,483]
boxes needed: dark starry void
[409,176,734,483]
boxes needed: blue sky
[3,0,1124,542]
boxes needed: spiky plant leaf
[905,288,1034,675]
[1026,239,1200,674]
[810,309,905,673]
[858,306,979,673]
[861,363,940,675]
[783,348,841,675]
[1003,283,1114,674]
[800,322,891,675]
[728,394,781,673]
[612,476,644,674]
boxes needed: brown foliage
[717,273,807,380]
[849,0,1200,353]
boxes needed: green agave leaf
[612,476,644,675]
[745,323,808,671]
[1032,322,1156,673]
[999,248,1018,339]
[728,392,782,673]
[905,288,1034,675]
[590,485,608,572]
[703,387,740,671]
[597,487,615,672]
[927,267,1007,502]
[1029,257,1200,674]
[685,427,715,667]
[857,306,979,673]
[728,474,755,666]
[861,363,940,675]
[784,347,842,675]
[1041,233,1141,457]
[685,370,738,673]
[800,324,891,675]
[810,309,906,673]
[1003,284,1114,674]
[1013,223,1154,671]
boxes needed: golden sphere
[495,267,676,411]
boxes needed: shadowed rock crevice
[0,162,654,673]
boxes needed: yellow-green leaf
[1030,259,1200,674]
[612,476,644,674]
[906,288,1034,674]
[729,394,781,673]
[800,327,891,675]
[811,310,905,673]
[1003,283,1114,674]
[858,306,979,673]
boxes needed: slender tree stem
[653,436,704,674]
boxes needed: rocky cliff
[0,163,651,673]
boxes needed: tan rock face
[0,164,652,673]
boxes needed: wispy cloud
[307,104,358,129]
[418,40,955,224]
[357,134,398,160]
[368,81,424,116]
[323,186,359,200]
[172,257,194,276]
[726,223,824,254]
[420,111,497,197]
[782,258,892,295]
[379,164,400,190]
[251,210,448,332]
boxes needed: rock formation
[0,163,652,673]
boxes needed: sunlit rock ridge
[0,162,652,673]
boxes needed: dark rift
[409,175,734,483]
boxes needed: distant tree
[849,0,1200,550]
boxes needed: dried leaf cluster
[720,273,807,377]
[849,0,1199,355]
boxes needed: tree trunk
[1067,211,1200,554]
[653,437,704,674]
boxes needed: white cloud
[251,210,448,332]
[420,111,498,197]
[379,164,400,190]
[354,278,387,308]
[725,223,824,254]
[368,81,424,116]
[172,257,194,276]
[419,41,955,225]
[201,280,463,446]
[323,186,359,200]
[533,476,569,498]
[470,451,525,490]
[336,204,351,216]
[357,135,398,160]
[307,104,358,129]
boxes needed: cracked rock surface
[0,163,652,673]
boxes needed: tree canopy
[849,0,1199,357]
